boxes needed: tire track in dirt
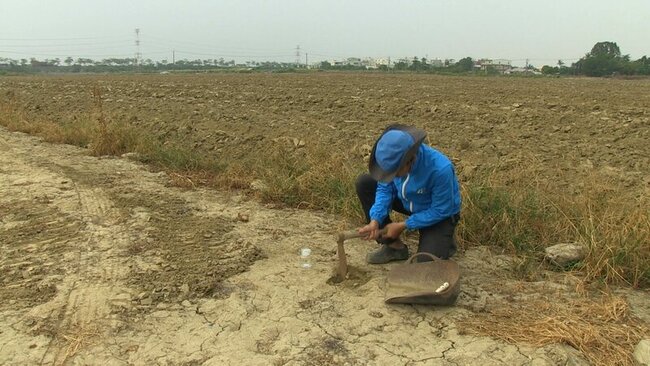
[39,184,134,365]
[0,130,137,365]
[0,132,84,365]
[0,128,263,365]
[0,201,82,310]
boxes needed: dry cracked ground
[0,126,647,365]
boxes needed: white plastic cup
[299,248,312,269]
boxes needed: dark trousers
[355,174,459,261]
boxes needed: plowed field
[1,73,648,365]
[3,73,649,190]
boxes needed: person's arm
[369,182,395,224]
[405,164,457,230]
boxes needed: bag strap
[406,252,441,264]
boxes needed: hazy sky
[1,0,648,66]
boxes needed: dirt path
[0,126,632,365]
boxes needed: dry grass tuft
[215,164,255,190]
[295,146,364,220]
[55,324,101,366]
[228,143,365,221]
[570,189,650,288]
[0,97,93,147]
[459,295,648,366]
[457,162,649,288]
[88,86,145,157]
[0,87,223,180]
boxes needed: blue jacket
[369,145,461,230]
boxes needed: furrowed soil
[0,73,648,365]
[2,73,649,190]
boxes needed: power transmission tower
[134,28,141,66]
[295,45,301,67]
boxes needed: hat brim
[369,124,427,183]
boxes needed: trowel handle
[337,228,388,242]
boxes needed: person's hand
[383,222,406,240]
[358,220,380,240]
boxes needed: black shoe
[366,243,409,264]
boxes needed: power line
[0,50,168,58]
[147,45,283,56]
[0,33,587,64]
[0,40,133,48]
[0,36,128,41]
[305,52,348,58]
[173,50,294,59]
[0,46,143,54]
[144,34,283,52]
[143,39,293,56]
[0,47,291,59]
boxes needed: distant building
[362,57,393,69]
[428,58,444,68]
[346,57,362,67]
[476,59,512,73]
[0,58,14,67]
[397,57,411,65]
[362,58,377,69]
[323,57,375,68]
[505,67,542,75]
[375,58,390,67]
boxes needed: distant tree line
[0,56,298,74]
[1,41,647,77]
[318,56,480,73]
[541,41,650,76]
[391,56,476,73]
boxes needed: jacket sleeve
[405,164,456,230]
[369,182,395,223]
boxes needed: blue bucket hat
[369,124,427,182]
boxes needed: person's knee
[355,173,376,195]
[417,225,455,260]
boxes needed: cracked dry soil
[0,127,645,365]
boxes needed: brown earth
[0,73,649,365]
[0,126,607,366]
[1,73,649,192]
